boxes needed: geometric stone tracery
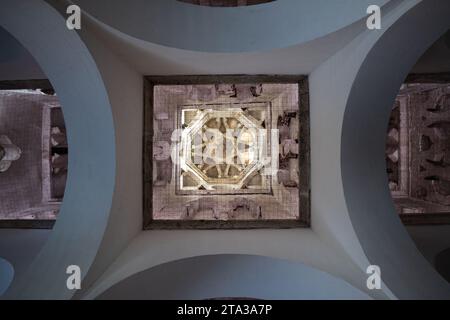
[179,104,270,193]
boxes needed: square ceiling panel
[144,76,310,228]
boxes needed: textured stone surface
[387,83,450,216]
[0,90,66,220]
[151,82,301,222]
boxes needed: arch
[72,0,389,53]
[0,0,116,299]
[341,0,450,299]
[97,255,371,300]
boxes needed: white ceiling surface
[96,255,372,300]
[72,0,390,53]
[70,14,403,298]
[84,15,369,76]
[75,0,398,75]
[76,1,407,301]
[81,0,450,300]
[0,0,446,80]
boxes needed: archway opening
[385,30,450,225]
[0,27,68,229]
[383,29,450,285]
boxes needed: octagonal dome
[179,107,269,192]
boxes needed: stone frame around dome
[143,75,310,229]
